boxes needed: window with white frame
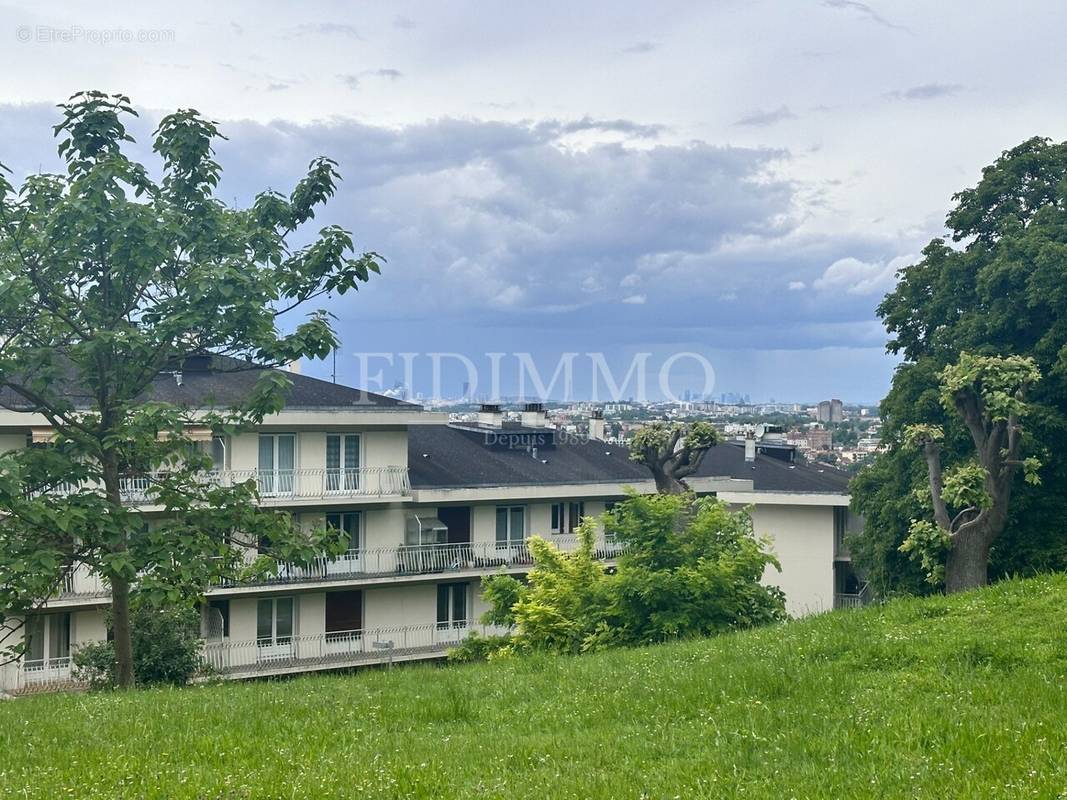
[325,511,362,552]
[495,505,525,548]
[326,434,360,492]
[258,434,296,495]
[256,597,294,645]
[436,582,468,628]
[25,612,71,666]
[550,501,585,534]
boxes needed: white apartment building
[0,361,858,695]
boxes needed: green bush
[446,632,513,663]
[72,604,203,689]
[480,493,787,655]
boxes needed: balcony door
[325,512,363,574]
[436,581,468,642]
[256,597,295,660]
[258,434,296,496]
[326,434,360,493]
[25,613,71,672]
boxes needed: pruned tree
[901,353,1042,592]
[0,91,383,686]
[629,420,720,494]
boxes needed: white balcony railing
[118,467,410,504]
[202,622,510,676]
[45,536,625,600]
[10,657,75,693]
[218,535,626,589]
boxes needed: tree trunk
[101,453,135,688]
[110,575,135,687]
[944,527,991,594]
[651,466,687,494]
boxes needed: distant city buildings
[816,399,844,423]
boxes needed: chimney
[588,408,606,441]
[521,402,548,428]
[478,403,503,427]
[744,430,756,462]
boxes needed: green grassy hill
[3,575,1067,799]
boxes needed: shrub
[72,604,203,689]
[446,632,513,663]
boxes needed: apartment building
[0,361,856,694]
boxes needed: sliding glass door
[258,434,295,496]
[326,434,360,493]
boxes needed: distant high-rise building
[817,399,844,423]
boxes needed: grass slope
[3,575,1067,799]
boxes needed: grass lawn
[2,575,1066,799]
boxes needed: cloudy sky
[2,1,1065,403]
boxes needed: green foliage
[445,632,514,664]
[0,91,375,674]
[480,493,785,655]
[852,137,1067,591]
[939,353,1040,421]
[941,461,992,511]
[899,519,952,586]
[478,574,525,628]
[4,575,1067,798]
[72,603,203,689]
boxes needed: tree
[629,421,720,494]
[608,493,785,640]
[852,137,1067,593]
[0,91,382,686]
[477,493,784,657]
[901,354,1041,592]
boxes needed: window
[495,506,525,548]
[437,582,468,628]
[208,436,227,471]
[258,434,296,495]
[256,597,294,645]
[326,434,360,492]
[25,613,71,665]
[206,599,230,639]
[326,591,363,635]
[325,511,362,551]
[550,502,585,534]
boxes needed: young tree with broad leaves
[0,91,383,687]
[901,353,1041,592]
[629,420,720,494]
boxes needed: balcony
[7,657,76,694]
[213,535,626,590]
[202,623,510,679]
[75,466,413,504]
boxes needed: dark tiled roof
[695,443,851,494]
[408,425,650,489]
[408,426,850,495]
[0,356,414,412]
[138,368,413,410]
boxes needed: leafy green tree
[852,137,1067,593]
[630,421,720,494]
[0,92,382,686]
[900,354,1041,591]
[608,493,786,640]
[478,493,784,656]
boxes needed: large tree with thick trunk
[851,137,1067,595]
[629,421,720,494]
[902,353,1041,592]
[0,92,380,686]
